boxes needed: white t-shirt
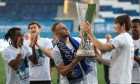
[2,45,32,84]
[87,61,98,84]
[110,33,134,84]
[88,40,98,84]
[132,39,140,83]
[24,38,53,81]
[24,40,30,46]
[52,37,97,84]
[102,51,111,60]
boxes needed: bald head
[24,33,30,40]
[105,34,111,42]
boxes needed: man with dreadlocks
[2,27,38,84]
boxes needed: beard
[31,32,37,35]
[61,34,70,38]
[59,32,70,38]
[132,30,139,36]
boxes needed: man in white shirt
[51,22,97,84]
[2,27,38,84]
[82,15,134,84]
[131,18,140,84]
[25,22,53,84]
[50,34,60,84]
[102,34,112,84]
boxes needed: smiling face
[29,24,41,35]
[55,23,70,38]
[131,22,140,36]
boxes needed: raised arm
[36,42,52,58]
[8,37,23,70]
[28,34,38,64]
[29,34,52,59]
[82,21,115,52]
[8,54,22,70]
[28,46,38,65]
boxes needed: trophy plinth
[77,50,95,56]
[76,3,96,56]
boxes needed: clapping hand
[29,33,38,48]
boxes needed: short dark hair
[28,22,41,29]
[114,15,131,32]
[132,18,140,24]
[51,22,60,32]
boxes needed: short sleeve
[45,38,53,49]
[111,35,124,49]
[52,48,63,66]
[2,49,14,63]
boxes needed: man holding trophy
[51,3,98,84]
[82,14,134,84]
[51,21,98,84]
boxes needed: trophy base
[76,50,95,56]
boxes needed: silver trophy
[76,3,96,56]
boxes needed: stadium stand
[99,0,140,22]
[0,0,139,39]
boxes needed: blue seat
[0,1,62,21]
[118,0,139,4]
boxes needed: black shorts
[50,58,55,67]
[30,81,51,84]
